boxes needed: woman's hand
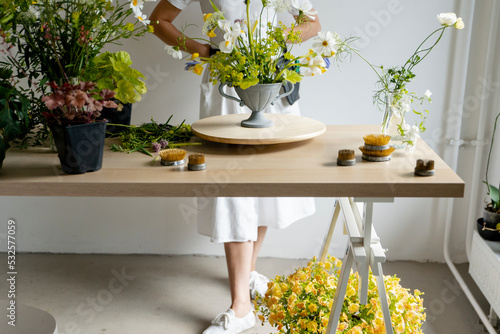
[150,1,210,56]
[285,12,322,43]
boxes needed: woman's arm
[286,12,322,43]
[150,0,211,57]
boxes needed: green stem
[406,27,446,73]
[486,112,500,188]
[345,44,389,92]
[246,0,256,60]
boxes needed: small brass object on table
[337,149,356,166]
[414,159,435,176]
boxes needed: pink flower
[42,93,65,110]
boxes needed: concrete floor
[0,254,496,334]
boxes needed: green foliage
[84,51,147,104]
[110,116,196,157]
[1,0,153,83]
[0,67,31,167]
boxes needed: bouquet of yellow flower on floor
[166,0,352,88]
[256,256,425,334]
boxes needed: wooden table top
[0,125,464,198]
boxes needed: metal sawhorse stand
[320,198,395,334]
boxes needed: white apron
[169,0,316,243]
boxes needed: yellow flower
[349,325,363,334]
[124,23,135,31]
[307,320,318,332]
[271,284,283,298]
[346,284,356,297]
[202,13,212,22]
[395,318,405,333]
[292,282,302,294]
[305,282,316,294]
[189,64,203,75]
[207,29,216,38]
[337,322,348,331]
[321,317,329,328]
[395,301,404,313]
[308,303,318,313]
[147,25,154,33]
[298,318,307,330]
[269,312,278,325]
[348,303,359,314]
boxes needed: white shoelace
[211,312,232,330]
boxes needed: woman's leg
[224,241,253,318]
[251,226,267,271]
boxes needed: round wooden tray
[191,113,326,145]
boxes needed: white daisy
[136,13,150,25]
[165,45,183,60]
[291,0,317,20]
[300,54,326,77]
[312,31,339,57]
[130,0,144,16]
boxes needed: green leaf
[282,69,302,84]
[115,80,137,104]
[238,77,259,90]
[489,184,500,209]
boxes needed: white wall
[1,0,490,262]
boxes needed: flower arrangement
[165,0,350,89]
[256,256,425,334]
[1,0,157,84]
[42,81,118,124]
[347,12,464,149]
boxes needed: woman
[150,1,320,333]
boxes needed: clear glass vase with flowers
[345,12,465,151]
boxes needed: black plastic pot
[100,101,132,136]
[477,217,500,242]
[51,121,107,174]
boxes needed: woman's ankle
[230,300,252,318]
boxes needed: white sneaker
[203,309,256,334]
[249,271,270,300]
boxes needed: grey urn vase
[218,82,294,128]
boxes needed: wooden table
[0,125,463,198]
[0,124,464,333]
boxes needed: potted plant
[256,256,425,333]
[42,81,118,174]
[0,67,30,169]
[165,0,352,128]
[83,51,148,135]
[0,0,156,146]
[478,111,500,241]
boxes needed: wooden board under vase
[191,113,327,145]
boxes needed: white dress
[168,0,316,243]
